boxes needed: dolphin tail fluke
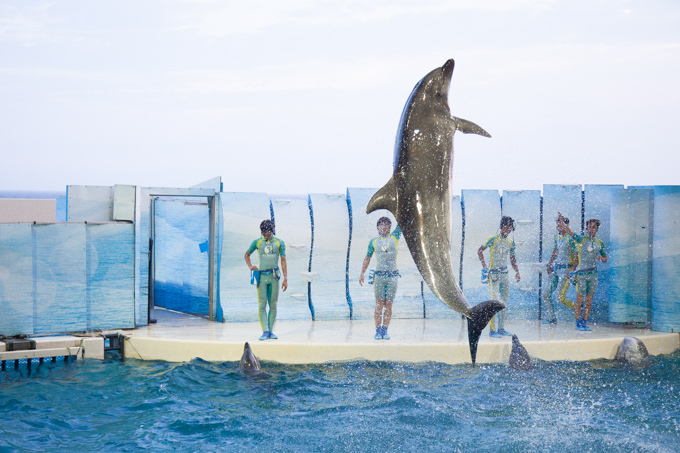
[467,300,506,365]
[453,117,491,138]
[366,176,398,214]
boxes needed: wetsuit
[481,234,516,332]
[570,233,606,296]
[247,236,286,332]
[367,225,401,300]
[542,234,576,320]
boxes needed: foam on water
[1,353,679,452]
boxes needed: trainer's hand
[281,278,288,291]
[359,273,364,286]
[515,272,521,283]
[250,265,258,271]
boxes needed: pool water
[1,352,679,452]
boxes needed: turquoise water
[1,353,679,452]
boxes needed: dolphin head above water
[239,342,262,374]
[614,336,650,365]
[367,58,501,365]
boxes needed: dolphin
[239,342,262,374]
[509,334,532,370]
[366,58,504,365]
[614,336,650,365]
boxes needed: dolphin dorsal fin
[452,116,491,138]
[366,176,399,215]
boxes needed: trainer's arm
[280,256,288,291]
[359,256,371,286]
[244,251,258,271]
[477,246,487,270]
[511,255,520,282]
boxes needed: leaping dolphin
[367,59,504,365]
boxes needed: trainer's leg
[257,281,270,332]
[542,273,558,321]
[268,279,279,332]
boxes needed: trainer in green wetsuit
[359,217,401,340]
[478,216,521,338]
[568,217,607,332]
[542,214,576,324]
[244,220,288,341]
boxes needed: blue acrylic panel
[307,193,351,320]
[541,184,582,321]
[137,188,150,326]
[584,184,624,322]
[66,185,114,222]
[33,223,87,334]
[0,224,34,336]
[608,188,653,323]
[270,195,313,321]
[651,186,680,332]
[56,196,67,222]
[154,198,210,315]
[86,223,135,329]
[220,193,272,323]
[502,190,541,320]
[424,195,464,319]
[461,190,501,306]
[347,188,424,320]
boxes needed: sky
[1,0,679,196]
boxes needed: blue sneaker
[259,331,270,341]
[268,332,278,339]
[580,319,592,331]
[490,330,501,338]
[498,329,512,336]
[542,318,557,325]
[375,327,383,340]
[381,326,390,340]
[576,319,585,331]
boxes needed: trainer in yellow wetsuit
[478,216,521,338]
[542,214,576,324]
[568,217,607,332]
[244,220,288,341]
[359,217,401,340]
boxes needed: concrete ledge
[124,314,680,365]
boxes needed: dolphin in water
[367,59,504,365]
[614,336,650,365]
[239,342,262,374]
[509,334,532,370]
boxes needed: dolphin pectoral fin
[467,300,505,365]
[452,116,491,138]
[366,176,399,214]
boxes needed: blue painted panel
[270,195,313,321]
[424,195,464,319]
[541,184,582,321]
[461,190,501,305]
[307,193,351,320]
[609,188,653,323]
[220,193,271,323]
[154,198,210,315]
[651,186,680,332]
[502,190,541,320]
[347,188,424,320]
[584,184,624,322]
[56,196,67,222]
[0,224,33,335]
[33,224,87,334]
[87,223,135,329]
